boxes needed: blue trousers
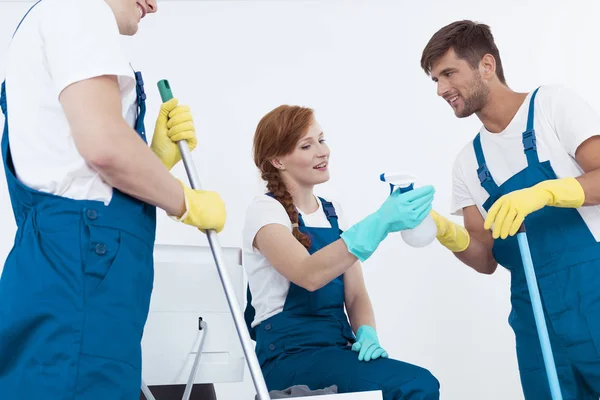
[0,209,154,399]
[262,346,440,399]
[511,259,600,399]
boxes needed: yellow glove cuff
[534,177,585,208]
[168,180,190,222]
[169,180,227,233]
[431,211,470,253]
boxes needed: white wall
[1,0,600,399]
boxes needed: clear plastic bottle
[380,172,437,248]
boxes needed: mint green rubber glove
[352,325,389,362]
[340,185,435,261]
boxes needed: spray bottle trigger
[381,172,416,195]
[398,182,414,194]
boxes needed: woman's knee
[390,366,440,400]
[415,368,440,399]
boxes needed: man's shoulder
[531,84,586,130]
[454,138,477,166]
[536,83,570,96]
[534,84,579,109]
[27,0,111,20]
[30,0,117,37]
[44,0,111,13]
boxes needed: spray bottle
[380,172,437,248]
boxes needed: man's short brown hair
[420,20,506,84]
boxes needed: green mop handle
[156,79,271,400]
[157,79,173,102]
[157,80,197,187]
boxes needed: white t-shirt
[242,194,349,327]
[5,0,138,204]
[451,84,600,240]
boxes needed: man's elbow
[84,147,114,170]
[477,260,498,275]
[72,125,123,171]
[80,142,117,172]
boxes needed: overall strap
[1,82,22,218]
[318,197,340,232]
[2,0,44,116]
[12,0,43,39]
[298,213,306,228]
[1,81,6,117]
[244,287,256,341]
[473,133,500,196]
[522,87,541,166]
[133,70,147,142]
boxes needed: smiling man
[0,0,227,399]
[419,20,600,399]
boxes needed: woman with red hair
[242,105,440,399]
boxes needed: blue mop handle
[517,225,563,400]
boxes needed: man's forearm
[433,208,498,274]
[577,169,600,206]
[452,235,497,275]
[87,122,185,217]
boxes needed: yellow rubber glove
[170,181,227,233]
[484,177,585,239]
[151,98,197,171]
[430,210,470,252]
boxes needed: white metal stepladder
[141,80,271,400]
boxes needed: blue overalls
[0,3,156,398]
[244,195,440,400]
[473,87,600,399]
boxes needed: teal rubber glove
[352,325,388,362]
[340,185,435,261]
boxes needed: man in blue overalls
[420,20,600,399]
[0,1,227,399]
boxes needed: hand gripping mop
[141,80,271,400]
[517,224,563,400]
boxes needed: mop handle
[517,225,563,400]
[157,80,271,400]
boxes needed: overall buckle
[522,129,537,151]
[477,164,492,185]
[322,202,338,220]
[0,81,7,116]
[135,71,147,102]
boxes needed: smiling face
[105,0,157,36]
[271,119,330,187]
[430,48,490,118]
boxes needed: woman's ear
[270,158,286,171]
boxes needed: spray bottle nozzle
[380,173,395,194]
[380,172,416,195]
